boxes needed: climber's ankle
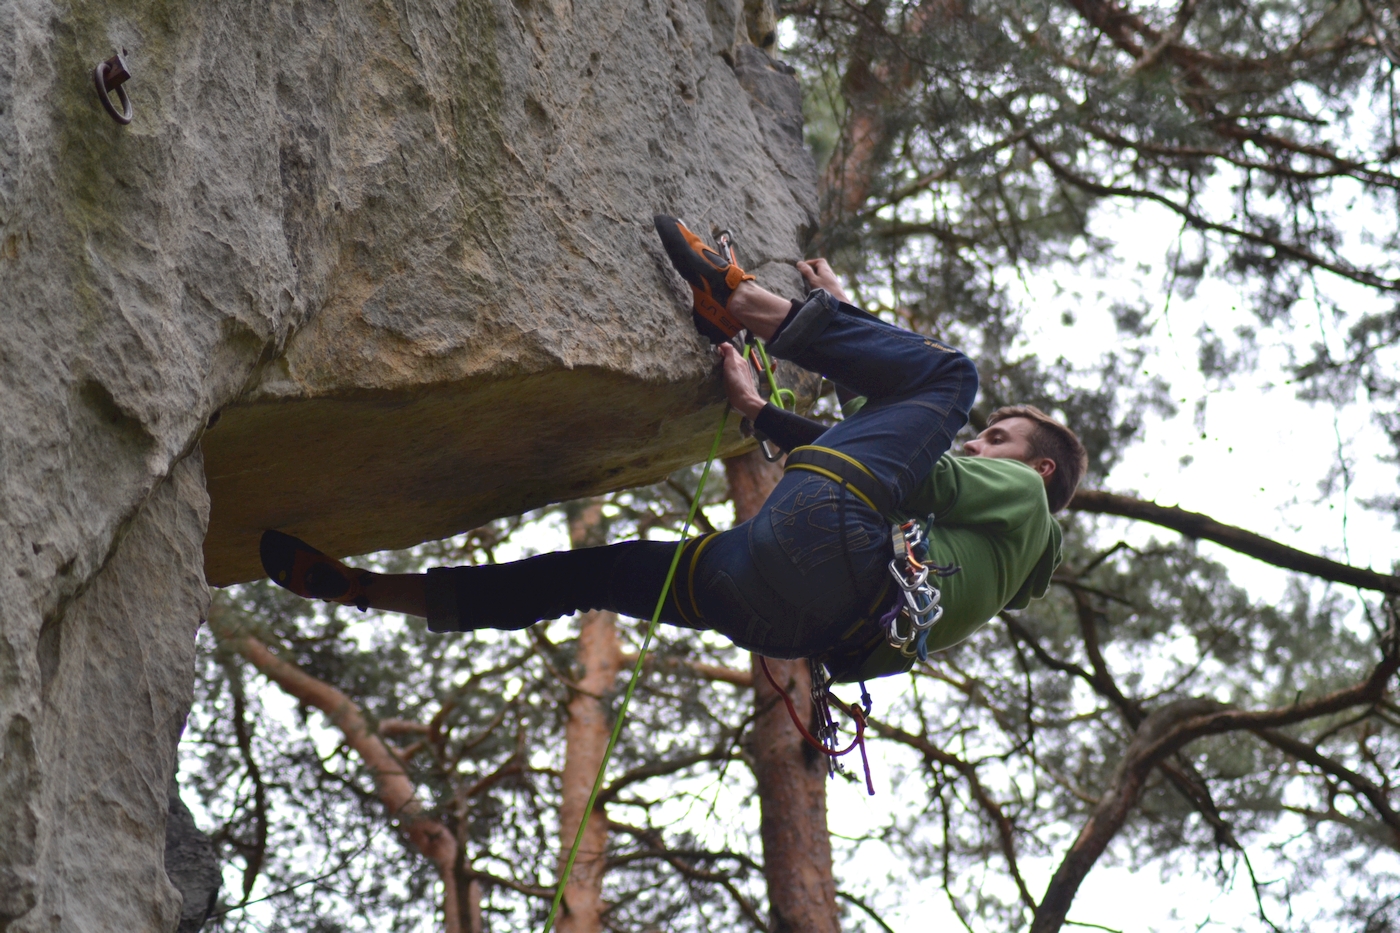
[727,281,790,342]
[363,573,429,618]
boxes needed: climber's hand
[796,258,850,303]
[718,343,766,421]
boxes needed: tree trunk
[555,503,623,933]
[455,873,485,933]
[725,450,841,933]
[818,0,963,242]
[751,655,840,933]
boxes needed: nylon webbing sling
[784,445,895,517]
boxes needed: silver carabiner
[912,600,943,631]
[901,584,935,618]
[885,608,915,649]
[889,559,930,591]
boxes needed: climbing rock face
[0,0,816,927]
[164,778,222,933]
[200,0,818,586]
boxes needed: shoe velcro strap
[724,266,755,289]
[784,446,895,518]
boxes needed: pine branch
[456,867,553,899]
[220,655,269,900]
[1030,641,1400,933]
[1026,140,1400,293]
[870,719,1039,913]
[607,822,768,932]
[1069,489,1400,593]
[1006,608,1241,849]
[618,652,754,687]
[1253,727,1400,849]
[598,747,735,803]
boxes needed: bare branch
[379,718,431,737]
[871,718,1039,913]
[1030,697,1228,933]
[1254,727,1400,849]
[608,821,768,931]
[1031,642,1400,933]
[457,867,553,899]
[619,652,754,687]
[1027,140,1400,293]
[1070,488,1400,593]
[219,655,269,901]
[210,611,463,933]
[837,890,899,933]
[599,748,735,803]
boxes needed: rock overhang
[204,361,751,585]
[2,0,817,927]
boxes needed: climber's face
[964,418,1056,480]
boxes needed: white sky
[1021,199,1394,600]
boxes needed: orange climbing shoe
[654,214,754,343]
[259,530,374,611]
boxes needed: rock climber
[260,215,1084,682]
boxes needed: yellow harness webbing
[783,445,895,517]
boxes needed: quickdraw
[881,519,959,661]
[759,656,876,795]
[745,338,796,463]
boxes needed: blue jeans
[425,290,978,659]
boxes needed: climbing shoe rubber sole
[260,529,372,611]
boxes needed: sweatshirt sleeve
[753,404,828,452]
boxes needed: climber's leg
[416,530,851,657]
[261,523,878,659]
[363,573,428,617]
[703,277,979,635]
[655,214,792,343]
[747,284,978,510]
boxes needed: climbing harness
[785,445,894,516]
[542,404,730,933]
[785,446,959,663]
[758,657,875,795]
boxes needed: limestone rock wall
[0,0,816,927]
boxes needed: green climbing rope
[747,337,795,411]
[541,403,731,933]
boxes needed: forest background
[186,0,1400,930]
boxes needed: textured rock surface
[164,778,221,933]
[0,0,815,928]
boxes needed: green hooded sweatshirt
[845,454,1063,681]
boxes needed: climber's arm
[754,404,826,450]
[718,342,828,452]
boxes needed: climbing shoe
[654,214,753,343]
[259,529,374,611]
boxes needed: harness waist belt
[784,446,896,517]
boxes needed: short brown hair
[985,405,1087,513]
